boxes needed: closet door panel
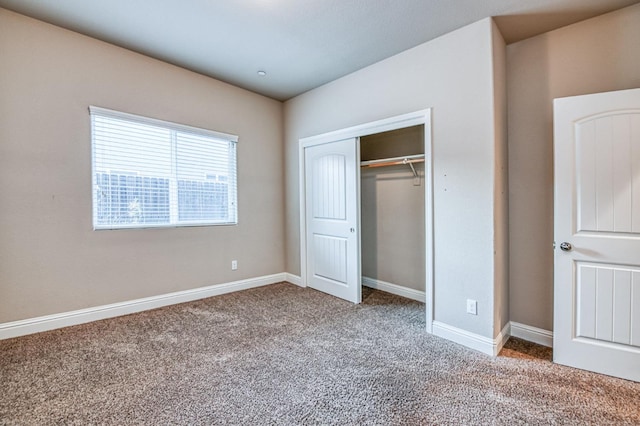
[304,137,361,303]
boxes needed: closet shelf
[360,154,424,178]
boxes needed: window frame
[90,106,238,230]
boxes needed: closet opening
[298,109,433,331]
[360,125,426,303]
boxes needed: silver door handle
[560,242,572,252]
[350,228,355,233]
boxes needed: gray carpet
[1,282,639,425]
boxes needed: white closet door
[304,138,361,303]
[554,88,640,382]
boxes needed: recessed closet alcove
[360,125,426,299]
[299,109,433,325]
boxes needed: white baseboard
[495,322,511,355]
[0,273,288,341]
[432,321,510,356]
[2,271,555,357]
[362,276,425,303]
[510,321,553,348]
[285,273,303,287]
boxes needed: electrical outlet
[466,299,477,315]
[231,260,238,270]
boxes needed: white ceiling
[1,0,638,100]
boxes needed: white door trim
[298,109,434,332]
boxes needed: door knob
[560,242,572,252]
[350,228,355,233]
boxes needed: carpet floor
[1,282,639,425]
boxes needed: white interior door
[554,88,640,382]
[304,137,361,303]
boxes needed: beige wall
[0,9,285,323]
[285,19,505,339]
[507,3,640,330]
[361,126,425,292]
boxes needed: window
[90,106,238,229]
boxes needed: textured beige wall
[507,3,640,331]
[0,9,285,323]
[361,126,425,292]
[285,19,504,338]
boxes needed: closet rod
[360,154,424,168]
[360,154,424,178]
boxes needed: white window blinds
[90,106,238,229]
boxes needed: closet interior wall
[360,125,426,293]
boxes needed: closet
[360,125,426,299]
[300,109,432,315]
